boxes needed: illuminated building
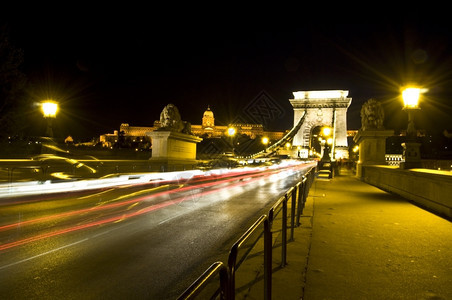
[100,107,285,148]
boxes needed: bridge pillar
[290,90,352,159]
[353,129,394,178]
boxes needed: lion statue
[360,98,385,131]
[158,103,192,134]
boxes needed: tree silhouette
[0,24,27,140]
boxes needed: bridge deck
[246,167,452,299]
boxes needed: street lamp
[322,127,331,137]
[262,136,269,153]
[227,127,236,137]
[227,126,236,157]
[400,87,422,169]
[41,100,58,138]
[321,126,332,161]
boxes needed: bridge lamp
[400,86,425,169]
[41,100,58,137]
[402,87,421,109]
[262,137,269,145]
[322,127,332,137]
[227,127,236,157]
[402,87,422,138]
[227,127,236,137]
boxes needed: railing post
[296,177,306,227]
[219,265,229,300]
[264,217,272,300]
[281,194,288,267]
[290,184,297,241]
[227,245,238,300]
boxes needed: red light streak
[0,163,307,251]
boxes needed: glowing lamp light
[322,127,332,136]
[262,137,269,145]
[227,127,236,137]
[327,138,333,145]
[41,101,58,118]
[402,88,421,109]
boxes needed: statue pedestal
[148,131,202,171]
[353,129,394,178]
[400,142,422,169]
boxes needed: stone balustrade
[361,165,452,219]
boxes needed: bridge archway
[290,90,352,159]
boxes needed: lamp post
[321,127,332,162]
[262,136,269,153]
[400,87,422,169]
[227,126,236,157]
[41,101,58,138]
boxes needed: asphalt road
[0,162,314,299]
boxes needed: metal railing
[177,166,316,300]
[177,261,229,300]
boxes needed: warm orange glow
[322,127,332,136]
[227,127,236,137]
[262,137,269,145]
[41,101,58,118]
[402,87,421,109]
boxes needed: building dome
[202,106,215,128]
[203,106,214,118]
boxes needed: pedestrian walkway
[247,168,452,299]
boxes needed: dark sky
[5,19,452,140]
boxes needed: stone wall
[361,165,452,219]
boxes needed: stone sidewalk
[245,168,452,299]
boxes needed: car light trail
[0,162,309,252]
[1,163,304,232]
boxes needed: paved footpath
[249,169,452,300]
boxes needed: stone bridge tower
[290,90,352,159]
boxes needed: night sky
[4,19,452,141]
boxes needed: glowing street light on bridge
[400,86,426,169]
[322,127,332,137]
[402,87,421,109]
[41,101,58,118]
[227,127,237,157]
[41,100,58,137]
[227,127,236,137]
